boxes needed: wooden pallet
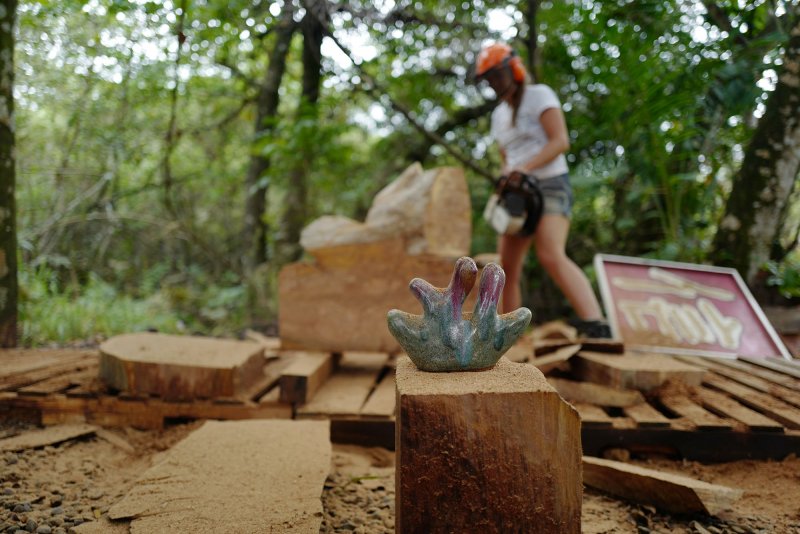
[299,344,800,460]
[578,354,800,461]
[0,349,292,429]
[3,344,800,461]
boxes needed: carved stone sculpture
[279,164,472,353]
[387,257,532,371]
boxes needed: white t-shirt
[490,84,569,180]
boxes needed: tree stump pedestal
[395,356,583,533]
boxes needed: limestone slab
[109,420,331,533]
[0,423,97,452]
[279,238,477,353]
[280,164,473,353]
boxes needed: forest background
[0,0,798,347]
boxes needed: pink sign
[594,254,790,359]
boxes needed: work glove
[495,170,527,192]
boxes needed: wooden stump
[395,357,582,534]
[99,333,265,401]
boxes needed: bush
[19,266,185,346]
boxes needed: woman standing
[475,42,610,338]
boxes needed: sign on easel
[594,254,791,359]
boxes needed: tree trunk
[243,7,296,272]
[162,0,188,215]
[0,0,17,347]
[524,0,541,83]
[711,21,800,285]
[280,1,325,263]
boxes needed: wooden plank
[715,358,800,392]
[65,377,104,398]
[3,390,293,431]
[108,420,331,532]
[0,350,55,376]
[740,356,800,380]
[531,320,577,342]
[296,353,385,417]
[573,352,706,392]
[530,344,580,374]
[257,385,282,406]
[231,356,291,403]
[579,339,625,354]
[360,371,396,418]
[694,386,784,432]
[0,349,94,377]
[533,339,577,357]
[244,329,282,353]
[765,356,800,370]
[278,351,336,404]
[504,336,533,362]
[702,374,800,430]
[659,395,733,431]
[573,403,613,427]
[582,456,742,515]
[17,367,98,396]
[623,403,671,428]
[0,423,98,452]
[583,426,800,463]
[386,353,402,369]
[548,378,644,407]
[0,353,98,392]
[684,357,800,409]
[330,418,395,450]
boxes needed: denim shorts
[537,173,573,218]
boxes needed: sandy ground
[2,421,800,533]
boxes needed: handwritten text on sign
[612,267,743,350]
[596,254,788,358]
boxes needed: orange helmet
[475,43,526,82]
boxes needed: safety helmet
[475,43,526,83]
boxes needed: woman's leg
[498,233,534,313]
[533,214,603,320]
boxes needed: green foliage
[765,258,800,300]
[19,265,183,346]
[19,263,253,346]
[10,0,800,341]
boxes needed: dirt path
[0,421,201,534]
[320,447,800,534]
[2,422,800,533]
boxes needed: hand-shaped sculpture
[387,257,532,372]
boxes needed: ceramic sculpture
[387,257,532,371]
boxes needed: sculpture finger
[446,257,478,315]
[387,309,428,349]
[409,278,440,315]
[474,262,504,319]
[493,308,533,351]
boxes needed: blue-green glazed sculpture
[387,257,532,372]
